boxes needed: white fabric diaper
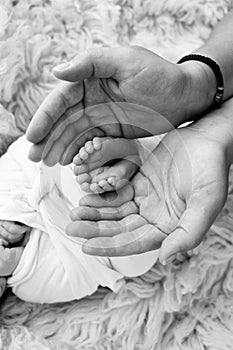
[0,136,158,303]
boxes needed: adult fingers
[29,104,85,165]
[70,201,138,221]
[67,214,145,239]
[82,224,167,256]
[28,101,89,165]
[26,81,84,145]
[53,47,133,82]
[28,101,113,166]
[79,183,134,208]
[158,188,227,264]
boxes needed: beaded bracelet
[177,54,224,105]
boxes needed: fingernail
[160,253,176,266]
[53,62,71,71]
[159,257,166,266]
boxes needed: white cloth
[0,136,158,303]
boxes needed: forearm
[196,9,233,101]
[180,9,233,120]
[190,97,233,166]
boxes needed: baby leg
[0,221,30,276]
[73,137,141,193]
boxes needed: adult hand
[66,116,230,263]
[26,46,214,166]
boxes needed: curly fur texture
[0,0,233,349]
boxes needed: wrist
[190,98,233,166]
[179,60,217,121]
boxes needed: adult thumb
[158,194,225,265]
[53,47,127,82]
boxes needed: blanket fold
[0,136,157,303]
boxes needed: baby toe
[107,176,117,187]
[77,173,91,185]
[79,147,89,160]
[98,179,113,192]
[85,141,95,154]
[93,137,102,151]
[74,164,88,175]
[90,183,104,193]
[80,182,92,193]
[73,154,83,165]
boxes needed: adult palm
[67,124,229,263]
[26,46,208,166]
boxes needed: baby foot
[0,221,30,276]
[73,137,141,193]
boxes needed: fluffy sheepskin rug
[0,0,233,349]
